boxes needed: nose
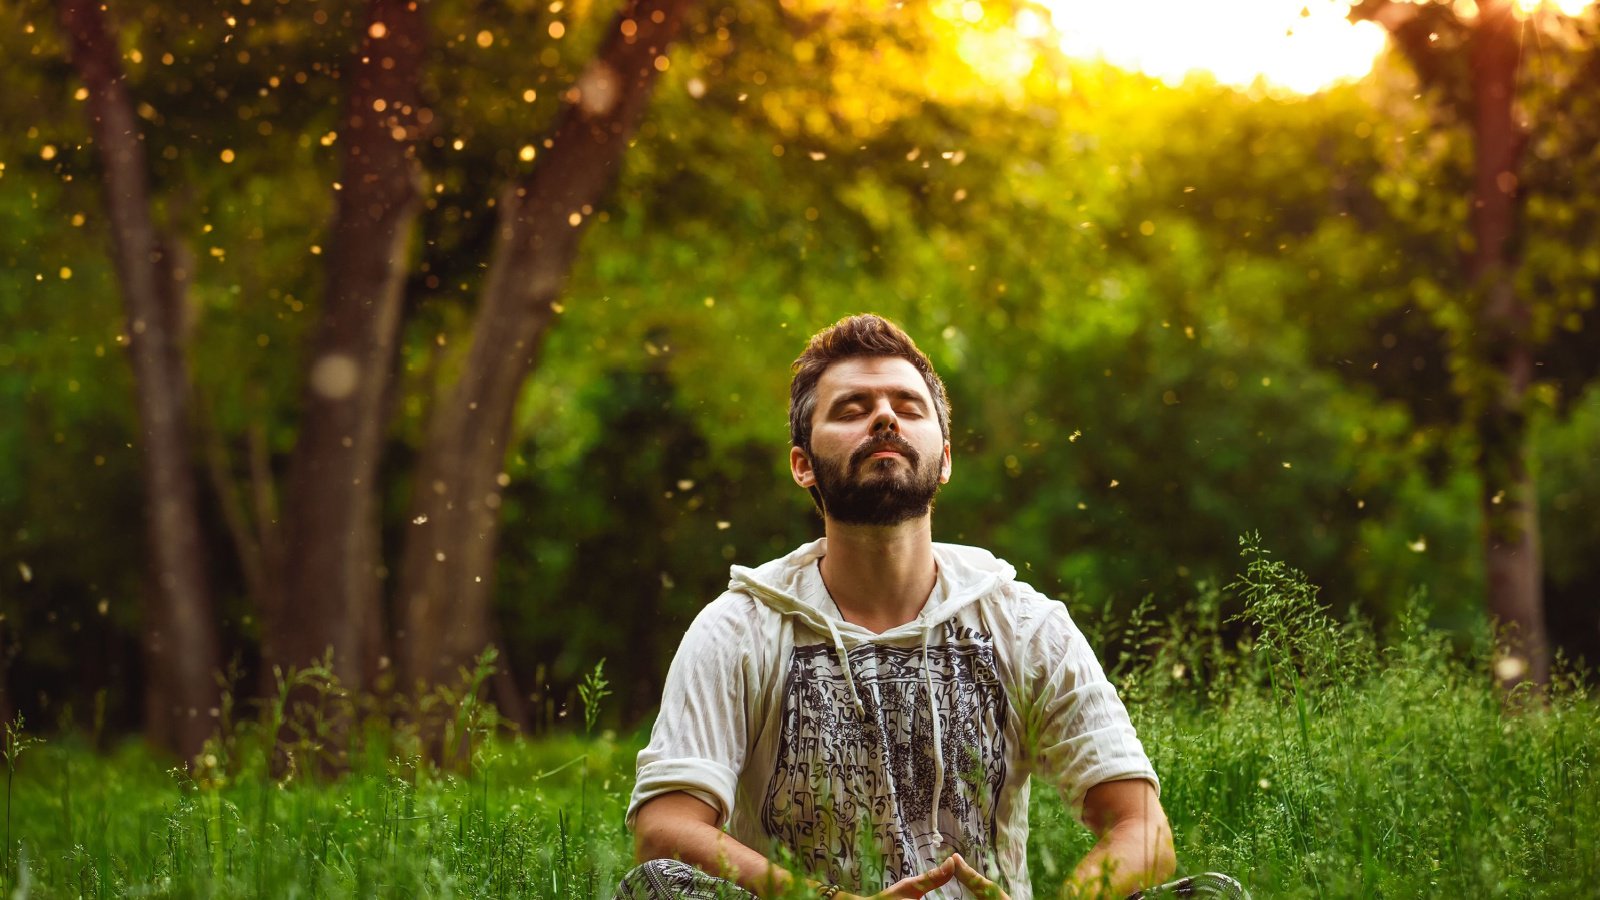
[871,401,899,434]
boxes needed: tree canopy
[1,0,1597,742]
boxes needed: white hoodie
[628,538,1157,899]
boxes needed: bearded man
[617,315,1245,900]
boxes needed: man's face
[792,356,951,526]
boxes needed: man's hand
[838,853,1008,900]
[950,853,1011,900]
[834,855,958,899]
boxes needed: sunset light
[1017,0,1595,94]
[1029,0,1389,94]
[1514,0,1594,13]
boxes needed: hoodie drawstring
[826,616,867,717]
[922,622,945,859]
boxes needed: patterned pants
[614,859,1249,899]
[614,859,757,899]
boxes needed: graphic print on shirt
[759,621,1008,891]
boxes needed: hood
[727,537,1015,645]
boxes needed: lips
[850,435,918,470]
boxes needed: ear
[790,445,816,488]
[939,440,952,484]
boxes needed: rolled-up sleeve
[1020,602,1158,823]
[627,594,755,830]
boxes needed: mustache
[848,433,920,470]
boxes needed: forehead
[813,356,931,403]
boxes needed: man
[619,315,1244,899]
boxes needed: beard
[809,432,942,526]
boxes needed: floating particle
[309,353,359,399]
[1493,655,1527,682]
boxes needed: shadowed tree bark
[396,0,696,698]
[1355,0,1549,686]
[276,0,427,695]
[58,0,222,758]
[1466,0,1548,687]
[200,406,284,673]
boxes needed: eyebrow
[825,389,929,416]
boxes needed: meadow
[4,542,1596,899]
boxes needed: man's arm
[1062,778,1176,899]
[634,793,794,896]
[634,792,958,900]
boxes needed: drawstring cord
[821,567,866,717]
[922,622,945,861]
[826,616,866,717]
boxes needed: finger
[909,857,957,891]
[950,854,1005,899]
[881,865,954,898]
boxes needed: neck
[818,516,937,633]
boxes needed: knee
[1165,872,1250,900]
[615,858,695,899]
[622,858,686,879]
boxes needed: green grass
[4,541,1597,898]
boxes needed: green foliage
[1029,545,1600,898]
[1231,533,1373,694]
[577,660,611,736]
[4,713,43,895]
[4,728,640,898]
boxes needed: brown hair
[789,314,950,454]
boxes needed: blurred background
[1,0,1597,758]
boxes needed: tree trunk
[276,0,426,694]
[397,0,695,697]
[58,0,222,759]
[1469,0,1549,687]
[489,632,533,734]
[199,399,284,633]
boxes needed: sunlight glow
[1515,0,1592,15]
[1034,0,1391,94]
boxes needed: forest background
[1,0,1598,760]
